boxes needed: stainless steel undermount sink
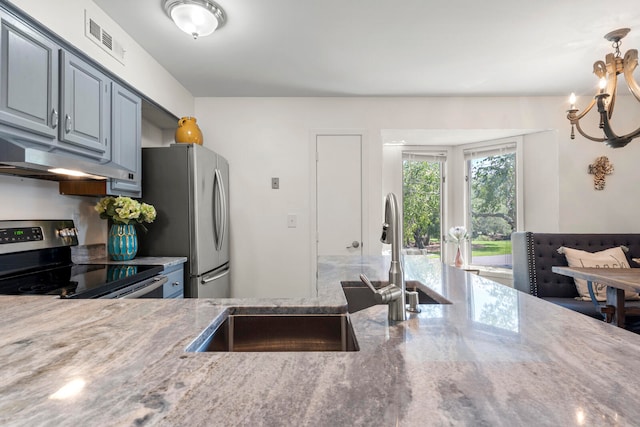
[186,312,359,352]
[341,280,451,313]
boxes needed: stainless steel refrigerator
[139,144,230,298]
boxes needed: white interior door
[316,134,362,256]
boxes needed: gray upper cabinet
[108,82,142,197]
[0,3,168,197]
[0,10,59,140]
[59,51,111,161]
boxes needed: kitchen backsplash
[71,244,106,263]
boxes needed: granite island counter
[2,256,640,426]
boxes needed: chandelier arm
[570,97,597,122]
[606,73,616,119]
[601,54,619,119]
[623,126,640,141]
[597,95,619,142]
[626,126,640,140]
[623,49,640,102]
[601,118,640,144]
[593,60,607,79]
[573,120,606,143]
[597,95,640,147]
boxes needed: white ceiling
[92,0,639,145]
[93,0,640,98]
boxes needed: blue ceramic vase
[108,224,138,261]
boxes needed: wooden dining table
[552,267,640,327]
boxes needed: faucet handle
[359,274,402,304]
[359,274,378,293]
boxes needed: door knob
[346,241,360,249]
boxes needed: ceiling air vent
[102,31,113,50]
[84,10,125,64]
[89,18,100,39]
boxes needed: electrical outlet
[287,214,297,228]
[272,177,279,189]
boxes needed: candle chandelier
[566,28,640,148]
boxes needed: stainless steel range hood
[0,138,133,182]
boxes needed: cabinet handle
[64,114,72,133]
[172,281,180,287]
[51,109,58,129]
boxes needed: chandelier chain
[613,40,622,57]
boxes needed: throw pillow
[557,246,640,301]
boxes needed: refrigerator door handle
[214,168,227,251]
[201,268,230,284]
[212,168,220,249]
[219,168,227,249]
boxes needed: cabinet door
[0,10,58,139]
[108,82,142,196]
[59,51,110,160]
[162,265,184,299]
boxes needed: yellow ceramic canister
[175,116,203,145]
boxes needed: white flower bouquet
[448,226,468,243]
[95,196,156,230]
[449,226,468,267]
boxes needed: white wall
[7,0,194,117]
[558,95,640,231]
[141,119,174,148]
[194,96,640,298]
[0,175,103,245]
[522,130,560,231]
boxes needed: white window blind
[402,151,447,163]
[463,142,516,160]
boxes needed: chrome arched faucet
[360,193,407,321]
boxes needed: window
[402,151,446,259]
[464,140,521,268]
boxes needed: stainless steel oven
[0,220,167,299]
[100,274,167,298]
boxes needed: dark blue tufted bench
[512,232,640,319]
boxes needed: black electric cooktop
[0,263,162,299]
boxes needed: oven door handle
[119,275,168,299]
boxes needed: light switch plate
[272,177,279,189]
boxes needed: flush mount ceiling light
[163,0,226,40]
[566,28,640,148]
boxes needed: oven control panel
[0,220,78,254]
[0,227,43,244]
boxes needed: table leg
[607,286,626,327]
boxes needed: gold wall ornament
[567,28,640,148]
[588,156,613,190]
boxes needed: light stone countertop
[2,255,640,426]
[88,256,188,268]
[71,244,187,268]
